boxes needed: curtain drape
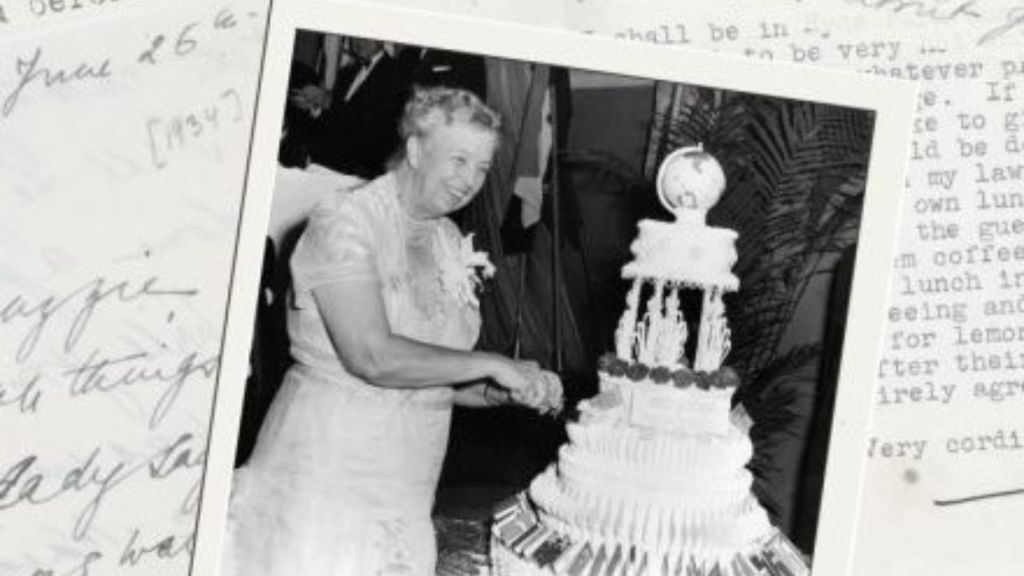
[456,60,588,378]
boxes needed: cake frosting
[491,146,809,576]
[622,222,739,292]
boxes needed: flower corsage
[437,232,496,308]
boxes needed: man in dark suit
[295,37,408,179]
[397,46,487,100]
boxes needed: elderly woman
[222,86,562,576]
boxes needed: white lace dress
[221,173,486,576]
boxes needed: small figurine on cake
[490,146,811,576]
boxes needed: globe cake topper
[656,144,726,224]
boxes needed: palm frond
[650,90,870,385]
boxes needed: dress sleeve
[290,196,378,309]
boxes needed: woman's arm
[455,372,563,414]
[453,381,510,408]
[312,280,534,393]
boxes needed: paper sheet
[553,1,1023,574]
[4,0,1020,573]
[194,3,917,573]
[375,0,1024,572]
[0,1,266,573]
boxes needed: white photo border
[193,1,918,574]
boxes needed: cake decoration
[491,146,810,576]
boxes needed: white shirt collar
[344,51,386,102]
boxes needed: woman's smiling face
[408,121,498,218]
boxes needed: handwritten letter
[0,1,265,574]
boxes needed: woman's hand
[522,369,563,416]
[490,358,564,416]
[537,370,564,416]
[488,358,540,401]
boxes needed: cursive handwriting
[845,0,982,22]
[119,528,194,567]
[27,550,103,576]
[0,275,198,364]
[64,348,220,429]
[0,372,42,414]
[977,6,1024,45]
[180,473,202,514]
[0,432,205,541]
[147,432,206,480]
[934,486,1024,506]
[1,46,112,119]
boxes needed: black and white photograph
[195,4,915,576]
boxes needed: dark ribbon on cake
[597,353,740,390]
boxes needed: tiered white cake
[491,146,810,576]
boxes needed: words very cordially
[868,426,1024,460]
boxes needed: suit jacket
[394,47,488,100]
[310,53,407,179]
